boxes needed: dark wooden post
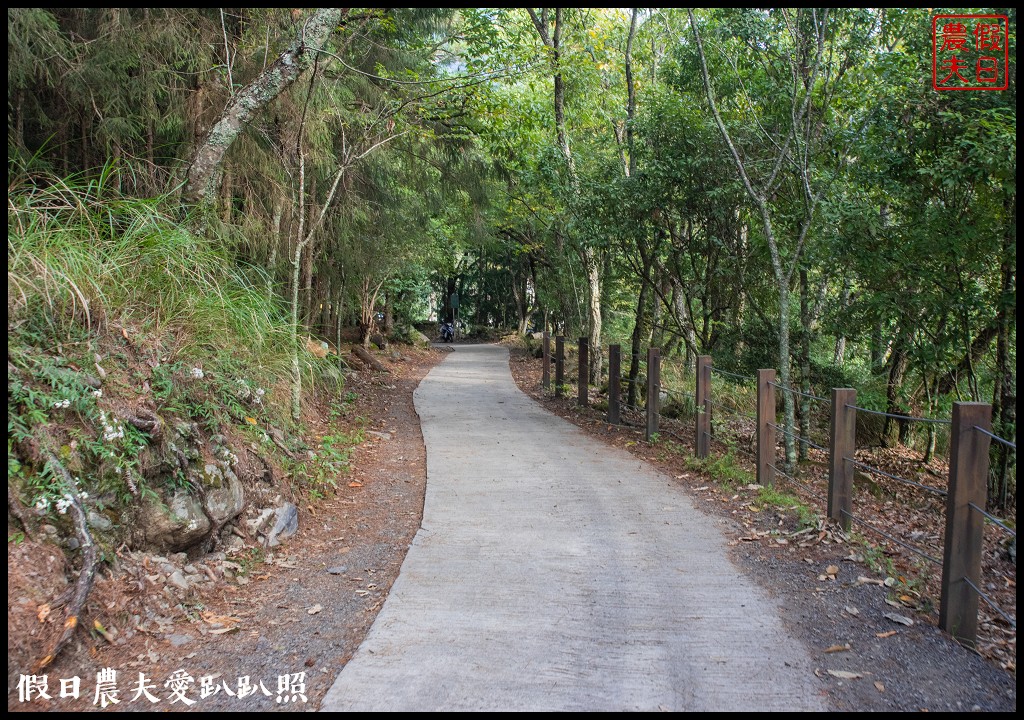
[645,347,660,442]
[827,388,857,531]
[542,331,550,390]
[578,337,589,407]
[608,345,621,425]
[939,403,992,648]
[554,336,565,398]
[757,369,776,487]
[695,355,711,458]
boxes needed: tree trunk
[627,263,653,408]
[990,195,1016,510]
[797,269,812,461]
[883,342,909,447]
[833,280,851,367]
[182,8,344,205]
[586,250,603,384]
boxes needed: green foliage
[686,448,754,489]
[756,486,818,530]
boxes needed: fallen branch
[35,451,99,672]
[352,345,390,373]
[8,484,36,540]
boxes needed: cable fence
[533,339,1014,650]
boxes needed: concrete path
[320,344,826,712]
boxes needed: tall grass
[8,169,293,381]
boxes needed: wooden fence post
[828,388,857,531]
[608,345,621,425]
[757,369,776,487]
[646,347,660,442]
[555,336,565,398]
[939,403,992,648]
[542,331,550,390]
[578,337,589,407]
[695,355,711,458]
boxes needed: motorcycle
[439,321,454,343]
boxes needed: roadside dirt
[9,345,446,712]
[504,343,1016,712]
[9,340,1015,712]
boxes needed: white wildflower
[35,497,50,512]
[56,495,73,515]
[92,389,102,398]
[191,367,205,379]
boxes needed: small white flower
[191,367,205,379]
[35,497,50,512]
[255,388,265,397]
[56,495,73,515]
[92,389,102,398]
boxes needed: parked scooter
[439,321,454,343]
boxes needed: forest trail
[320,344,827,712]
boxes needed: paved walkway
[320,344,826,712]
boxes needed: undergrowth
[7,168,346,529]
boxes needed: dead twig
[35,451,99,672]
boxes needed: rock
[326,566,347,575]
[247,508,276,534]
[41,524,58,536]
[408,328,431,348]
[166,634,193,647]
[135,490,210,551]
[205,468,245,525]
[183,564,197,574]
[224,535,245,551]
[267,502,299,547]
[366,430,392,441]
[389,349,404,361]
[159,563,176,575]
[167,570,189,591]
[87,510,112,531]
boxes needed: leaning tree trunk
[182,8,344,206]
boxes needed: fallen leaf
[210,626,239,635]
[245,417,257,425]
[121,327,130,340]
[883,612,914,626]
[826,565,840,576]
[826,670,863,679]
[857,576,885,586]
[348,481,363,488]
[874,681,885,693]
[37,604,51,623]
[93,620,115,643]
[307,604,323,615]
[825,643,852,653]
[876,630,898,638]
[201,612,241,626]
